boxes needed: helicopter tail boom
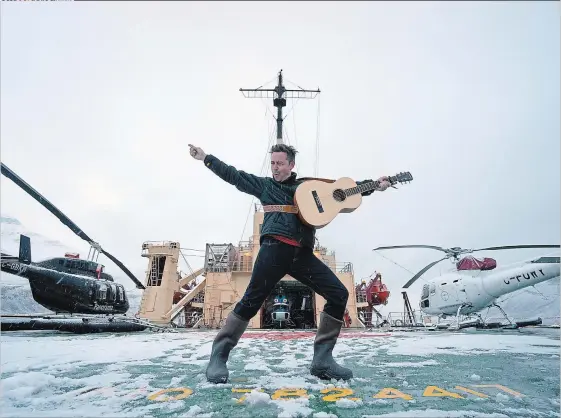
[482,260,560,299]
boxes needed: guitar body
[295,177,362,229]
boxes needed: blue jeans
[233,236,349,321]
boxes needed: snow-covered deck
[1,327,559,417]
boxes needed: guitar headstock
[389,171,413,185]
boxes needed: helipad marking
[147,387,193,402]
[271,388,309,400]
[76,383,527,403]
[373,388,413,400]
[232,388,265,403]
[321,388,360,402]
[455,386,489,398]
[423,385,464,399]
[471,384,524,397]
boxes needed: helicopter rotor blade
[1,162,145,290]
[102,249,145,289]
[403,256,449,289]
[1,163,95,243]
[373,245,448,253]
[472,245,560,252]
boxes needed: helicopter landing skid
[448,303,475,331]
[0,313,176,334]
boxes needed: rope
[292,97,299,171]
[314,94,321,177]
[372,250,429,285]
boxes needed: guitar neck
[345,176,397,197]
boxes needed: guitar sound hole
[332,189,346,202]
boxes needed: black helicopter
[0,162,146,316]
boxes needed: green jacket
[203,154,375,248]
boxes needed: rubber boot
[205,312,249,384]
[310,311,353,381]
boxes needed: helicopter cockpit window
[108,284,117,302]
[531,256,560,264]
[96,283,108,301]
[116,285,125,302]
[421,285,429,299]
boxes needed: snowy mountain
[0,215,143,315]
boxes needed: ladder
[150,257,159,286]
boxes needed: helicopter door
[453,278,468,303]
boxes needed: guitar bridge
[311,190,324,213]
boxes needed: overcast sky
[1,2,559,312]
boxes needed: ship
[135,70,396,330]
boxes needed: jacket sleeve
[356,179,375,196]
[203,154,266,199]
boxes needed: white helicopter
[373,244,560,330]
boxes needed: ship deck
[1,327,559,417]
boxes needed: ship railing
[232,260,253,272]
[386,311,425,327]
[357,311,381,327]
[142,240,180,249]
[191,291,205,304]
[356,290,367,304]
[237,241,256,253]
[333,262,353,274]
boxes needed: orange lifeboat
[365,273,390,306]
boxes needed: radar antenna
[240,69,320,145]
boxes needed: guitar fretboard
[344,180,382,196]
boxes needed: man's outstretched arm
[189,144,266,199]
[356,177,391,196]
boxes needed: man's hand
[376,176,391,191]
[188,144,207,161]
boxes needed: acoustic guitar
[294,172,413,228]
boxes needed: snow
[1,328,559,417]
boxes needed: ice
[274,397,313,417]
[385,332,560,357]
[334,398,363,408]
[1,326,558,417]
[363,410,510,417]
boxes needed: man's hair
[270,144,298,164]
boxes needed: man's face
[271,151,294,182]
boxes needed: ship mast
[239,69,320,145]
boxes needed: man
[188,143,390,384]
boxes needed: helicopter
[373,244,560,329]
[261,283,316,329]
[271,292,291,325]
[1,162,146,316]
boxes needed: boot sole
[207,377,228,384]
[311,368,352,381]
